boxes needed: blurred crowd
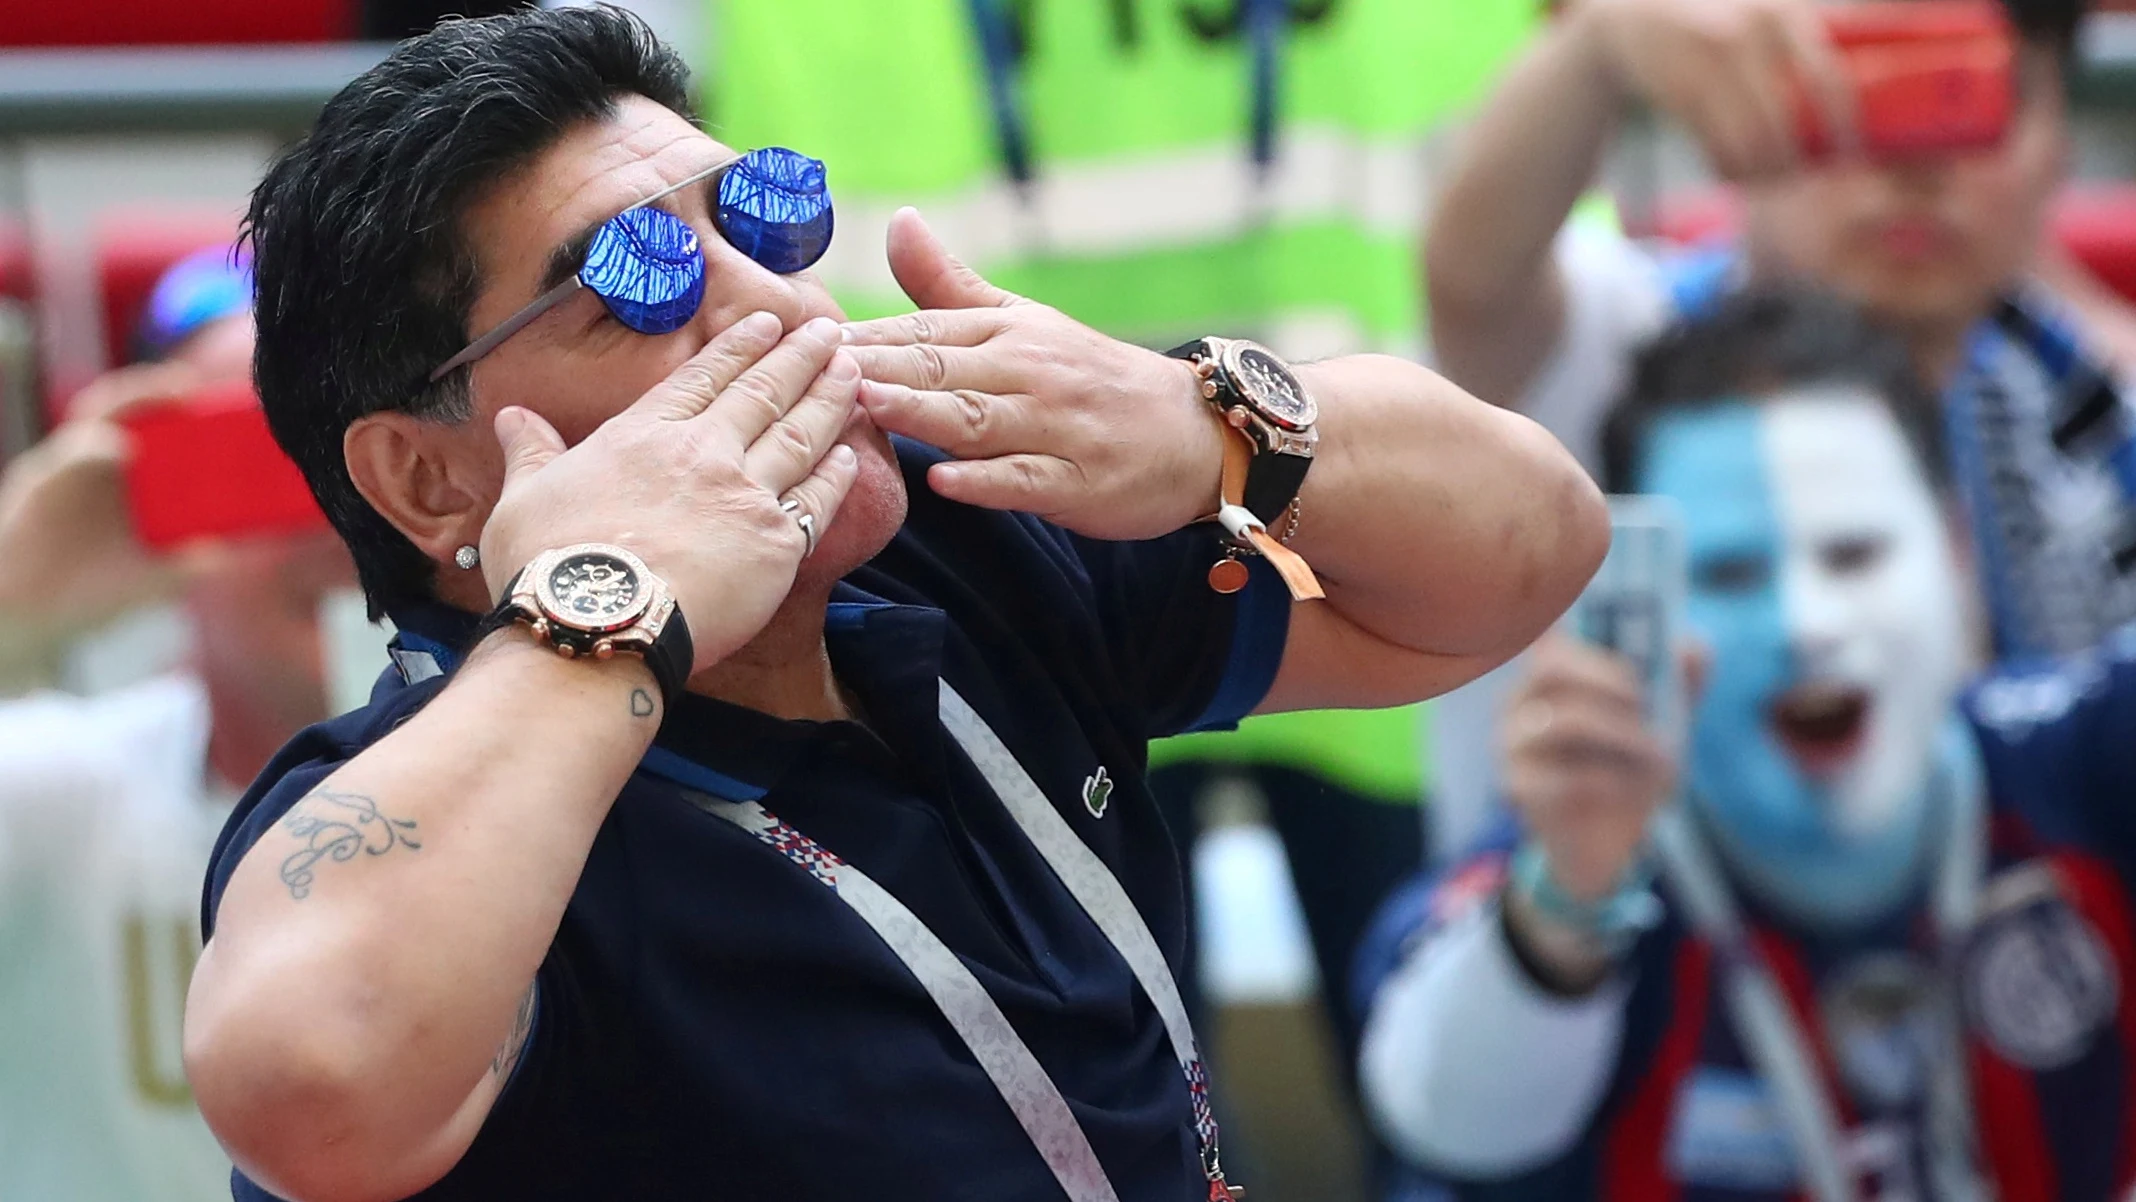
[7,1,2136,1200]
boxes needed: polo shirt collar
[385,583,949,802]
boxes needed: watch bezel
[1214,339,1318,433]
[526,543,657,635]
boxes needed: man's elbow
[185,952,464,1202]
[1510,417,1608,622]
[1551,444,1611,597]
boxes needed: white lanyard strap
[937,683,1229,1193]
[1653,807,1859,1202]
[1651,737,1988,1202]
[670,681,1231,1201]
[683,791,1123,1202]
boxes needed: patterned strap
[937,683,1233,1196]
[682,791,1123,1202]
[1650,807,1860,1202]
[1649,747,1988,1202]
[662,684,1235,1199]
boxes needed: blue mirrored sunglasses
[429,146,834,382]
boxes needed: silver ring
[779,496,818,556]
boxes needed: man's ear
[343,410,493,571]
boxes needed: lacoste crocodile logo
[1082,766,1114,819]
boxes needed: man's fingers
[777,443,861,558]
[1504,698,1653,769]
[631,310,788,422]
[884,207,1024,311]
[743,351,861,495]
[1683,82,1787,181]
[840,307,1014,349]
[1774,0,1857,160]
[857,380,1043,456]
[1733,25,1803,175]
[926,453,1080,512]
[699,317,847,442]
[494,405,567,486]
[67,361,203,423]
[845,343,1014,395]
[1527,635,1648,716]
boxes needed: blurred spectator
[1425,0,2116,661]
[1355,288,2136,1202]
[0,248,256,691]
[1425,0,2118,864]
[0,248,256,690]
[0,253,352,1202]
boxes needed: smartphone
[1569,496,1689,754]
[1794,1,2015,163]
[119,381,328,550]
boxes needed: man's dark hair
[244,5,694,618]
[1598,286,1947,494]
[2000,0,2087,62]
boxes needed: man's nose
[691,281,818,343]
[1783,560,1854,672]
[692,234,827,342]
[1883,155,1956,199]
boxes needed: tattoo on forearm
[278,790,422,900]
[630,688,655,718]
[492,985,537,1079]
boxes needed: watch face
[541,551,648,632]
[1228,345,1318,432]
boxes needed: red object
[0,0,352,47]
[94,212,240,372]
[119,382,326,550]
[1598,939,1711,1201]
[1793,2,2016,163]
[2050,185,2136,308]
[0,221,31,303]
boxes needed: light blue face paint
[1637,403,1935,929]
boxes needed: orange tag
[1207,557,1251,594]
[1244,528,1324,601]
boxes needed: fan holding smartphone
[1423,0,2136,670]
[0,245,353,1202]
[0,246,331,676]
[1359,288,2136,1202]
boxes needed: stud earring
[454,545,480,570]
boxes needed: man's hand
[1567,0,1855,181]
[478,313,861,674]
[841,208,1224,541]
[1502,634,1680,905]
[0,360,215,633]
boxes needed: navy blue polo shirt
[202,438,1289,1202]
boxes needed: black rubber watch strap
[468,567,693,711]
[642,608,693,712]
[472,569,529,648]
[1242,450,1310,527]
[1167,338,1312,525]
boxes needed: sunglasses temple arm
[429,276,585,382]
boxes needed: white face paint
[1648,388,1975,929]
[1762,389,1971,835]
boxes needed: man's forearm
[185,632,660,1202]
[1425,6,1625,403]
[1291,355,1607,665]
